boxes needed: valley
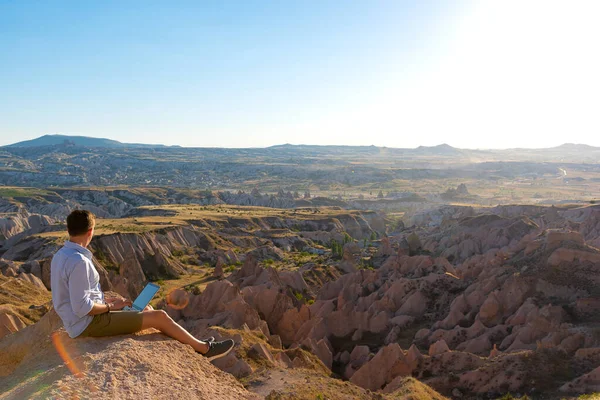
[1,192,600,398]
[1,139,600,399]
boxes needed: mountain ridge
[3,134,176,149]
[5,134,600,151]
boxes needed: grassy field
[149,265,216,307]
[35,204,374,239]
[0,187,57,199]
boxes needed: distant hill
[4,134,174,148]
[270,143,467,157]
[553,143,599,151]
[415,143,462,155]
[8,136,597,154]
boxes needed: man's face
[85,223,95,247]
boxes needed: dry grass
[150,268,215,308]
[35,204,370,239]
[262,374,448,400]
[0,274,51,325]
[386,377,449,400]
[0,187,55,199]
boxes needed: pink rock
[428,340,450,356]
[559,333,585,354]
[351,329,363,341]
[369,311,390,333]
[249,343,275,365]
[465,289,486,310]
[275,351,293,368]
[545,230,584,248]
[548,248,600,267]
[211,352,253,378]
[268,334,282,349]
[406,344,424,369]
[349,345,371,365]
[489,344,500,358]
[506,298,538,326]
[460,333,493,355]
[350,343,408,391]
[478,292,502,325]
[385,279,416,309]
[434,308,465,330]
[376,237,395,257]
[277,304,310,346]
[397,290,428,317]
[390,315,415,328]
[16,272,46,290]
[213,263,224,278]
[414,328,430,342]
[575,298,600,319]
[465,320,487,339]
[339,350,351,364]
[0,308,27,339]
[560,365,600,393]
[315,339,333,370]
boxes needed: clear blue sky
[1,1,599,148]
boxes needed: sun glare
[321,0,600,149]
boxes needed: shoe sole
[207,343,234,361]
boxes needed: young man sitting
[50,209,234,360]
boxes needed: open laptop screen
[132,283,160,311]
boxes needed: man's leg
[141,310,209,354]
[143,305,214,342]
[80,310,233,359]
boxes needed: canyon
[1,197,599,398]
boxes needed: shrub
[171,249,185,257]
[225,265,236,273]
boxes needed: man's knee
[143,309,170,327]
[157,309,171,320]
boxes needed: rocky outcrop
[0,212,55,241]
[0,310,258,399]
[3,200,600,397]
[0,306,27,340]
[350,344,410,391]
[561,366,600,393]
[1,236,59,262]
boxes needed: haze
[1,0,599,149]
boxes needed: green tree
[343,232,352,244]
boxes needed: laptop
[122,282,160,311]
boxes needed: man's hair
[67,209,96,236]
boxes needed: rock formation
[2,202,600,397]
[0,311,259,399]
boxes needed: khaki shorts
[79,311,144,337]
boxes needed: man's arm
[87,302,110,315]
[67,260,95,318]
[87,298,133,315]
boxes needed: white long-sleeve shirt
[51,241,105,337]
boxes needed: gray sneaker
[200,339,235,361]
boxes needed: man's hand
[109,298,132,311]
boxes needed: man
[51,209,234,360]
